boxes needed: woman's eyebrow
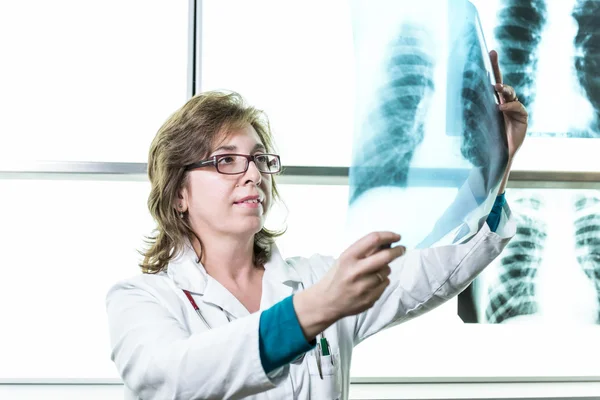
[253,143,266,152]
[212,144,237,153]
[212,143,266,153]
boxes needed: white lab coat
[106,205,515,400]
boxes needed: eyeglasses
[184,153,281,175]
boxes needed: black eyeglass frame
[184,153,282,175]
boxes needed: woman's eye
[218,156,235,164]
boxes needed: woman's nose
[242,160,262,186]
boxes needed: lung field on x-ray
[573,0,600,138]
[348,24,434,204]
[461,22,508,193]
[494,0,547,125]
[494,0,600,137]
[574,196,600,321]
[485,197,546,323]
[350,16,506,205]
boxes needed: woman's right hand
[293,232,405,341]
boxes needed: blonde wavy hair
[140,90,284,273]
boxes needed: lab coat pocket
[307,347,342,400]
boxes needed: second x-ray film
[346,0,508,249]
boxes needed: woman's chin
[234,219,265,236]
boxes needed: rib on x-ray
[481,0,600,137]
[415,18,509,248]
[485,203,546,323]
[461,190,600,324]
[348,24,434,204]
[573,0,600,138]
[346,0,508,249]
[574,194,600,321]
[456,0,600,325]
[460,23,504,173]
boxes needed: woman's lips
[234,198,262,208]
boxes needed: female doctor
[106,50,528,400]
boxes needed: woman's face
[181,123,273,241]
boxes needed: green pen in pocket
[320,337,330,356]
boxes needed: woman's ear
[176,187,188,212]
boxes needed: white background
[0,0,188,163]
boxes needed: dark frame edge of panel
[1,163,600,189]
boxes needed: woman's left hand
[490,50,528,160]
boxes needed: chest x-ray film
[459,189,600,325]
[345,0,508,249]
[476,0,600,139]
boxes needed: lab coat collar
[259,245,303,310]
[166,242,209,295]
[263,245,303,287]
[166,240,303,317]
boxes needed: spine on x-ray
[494,0,547,124]
[349,24,435,204]
[572,0,600,138]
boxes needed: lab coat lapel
[201,275,251,319]
[168,244,251,319]
[166,243,208,295]
[167,241,303,317]
[260,244,303,310]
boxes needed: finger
[345,231,402,260]
[489,50,502,84]
[358,245,406,275]
[370,274,390,301]
[361,265,392,291]
[364,271,384,289]
[499,103,529,124]
[364,241,397,259]
[494,83,516,102]
[380,265,392,278]
[499,100,528,116]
